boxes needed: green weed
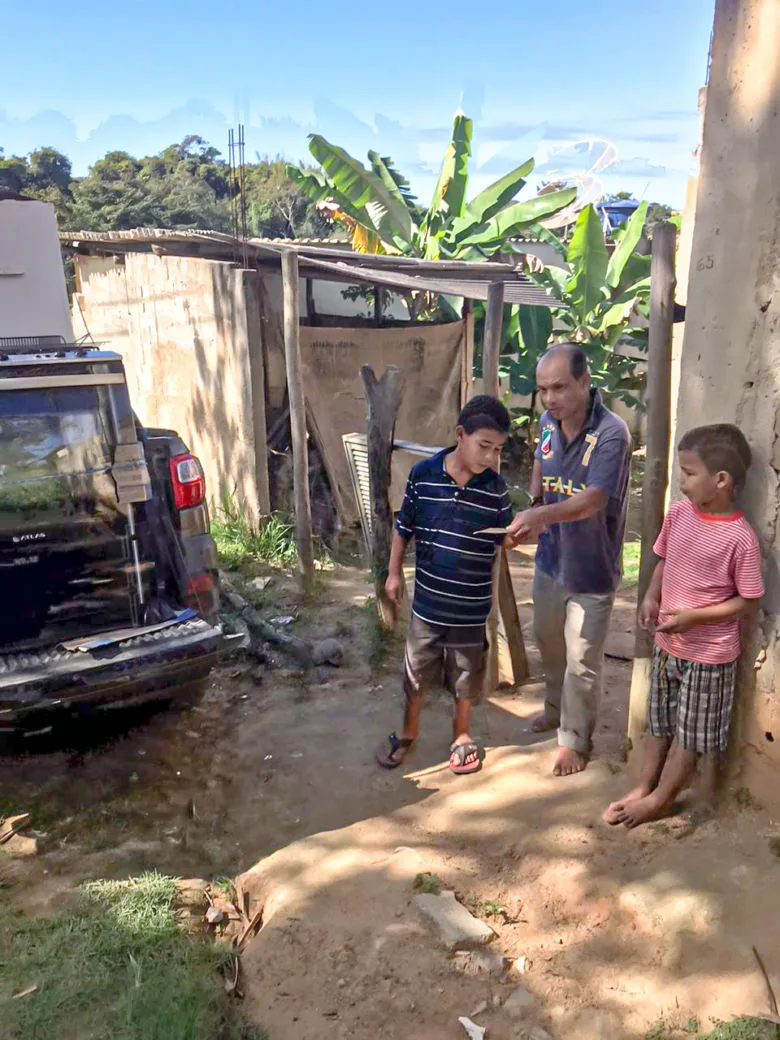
[0,871,267,1040]
[212,492,331,575]
[646,1016,775,1040]
[413,872,441,895]
[622,539,641,588]
[363,597,392,670]
[735,786,759,810]
[475,899,506,918]
[211,876,238,905]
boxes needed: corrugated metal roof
[60,228,562,308]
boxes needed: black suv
[0,338,224,734]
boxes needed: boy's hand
[655,608,700,634]
[639,596,660,631]
[385,572,405,608]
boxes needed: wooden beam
[281,250,314,587]
[483,281,504,398]
[627,222,677,758]
[360,365,405,626]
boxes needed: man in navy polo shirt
[508,345,632,777]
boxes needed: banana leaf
[308,135,415,251]
[606,200,649,288]
[454,187,577,249]
[367,151,420,216]
[425,112,472,233]
[461,157,535,226]
[565,205,609,317]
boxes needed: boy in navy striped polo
[376,396,514,774]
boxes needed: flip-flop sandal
[449,741,482,775]
[376,731,414,769]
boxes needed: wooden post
[305,276,317,325]
[281,250,315,588]
[461,300,475,409]
[627,222,677,759]
[483,281,504,398]
[360,364,405,627]
[373,285,385,327]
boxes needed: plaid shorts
[648,645,737,753]
[403,613,487,706]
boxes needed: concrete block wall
[673,0,780,805]
[72,253,270,521]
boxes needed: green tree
[243,158,331,239]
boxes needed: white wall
[0,200,73,341]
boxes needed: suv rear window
[0,386,115,515]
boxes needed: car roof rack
[0,336,100,358]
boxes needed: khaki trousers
[533,568,615,754]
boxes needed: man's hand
[506,508,547,545]
[638,595,660,632]
[655,608,701,634]
[385,572,405,609]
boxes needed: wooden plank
[360,365,405,626]
[496,552,529,684]
[482,281,504,398]
[281,249,314,587]
[461,303,475,409]
[627,222,676,758]
[244,268,271,516]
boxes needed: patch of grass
[649,822,670,836]
[735,786,759,810]
[413,872,441,895]
[213,489,331,575]
[363,597,392,670]
[0,871,266,1040]
[475,899,506,918]
[622,539,641,588]
[646,1016,775,1040]
[211,876,238,905]
[701,1019,778,1039]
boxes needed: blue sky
[1,0,714,207]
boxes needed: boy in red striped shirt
[605,424,764,828]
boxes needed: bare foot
[553,747,588,777]
[529,713,558,734]
[612,793,665,829]
[602,785,651,825]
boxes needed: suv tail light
[169,453,206,510]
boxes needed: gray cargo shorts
[403,613,487,706]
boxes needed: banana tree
[286,112,576,261]
[503,201,652,407]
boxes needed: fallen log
[219,573,314,669]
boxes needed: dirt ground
[2,554,780,1039]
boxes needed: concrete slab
[414,890,495,950]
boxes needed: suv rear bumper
[0,618,223,730]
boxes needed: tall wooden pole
[483,281,504,398]
[627,222,677,759]
[360,365,405,626]
[281,250,314,588]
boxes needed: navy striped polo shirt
[396,448,512,627]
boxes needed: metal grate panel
[342,433,441,560]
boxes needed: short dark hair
[678,423,752,491]
[457,395,511,435]
[538,343,589,379]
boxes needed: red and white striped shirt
[653,498,764,664]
